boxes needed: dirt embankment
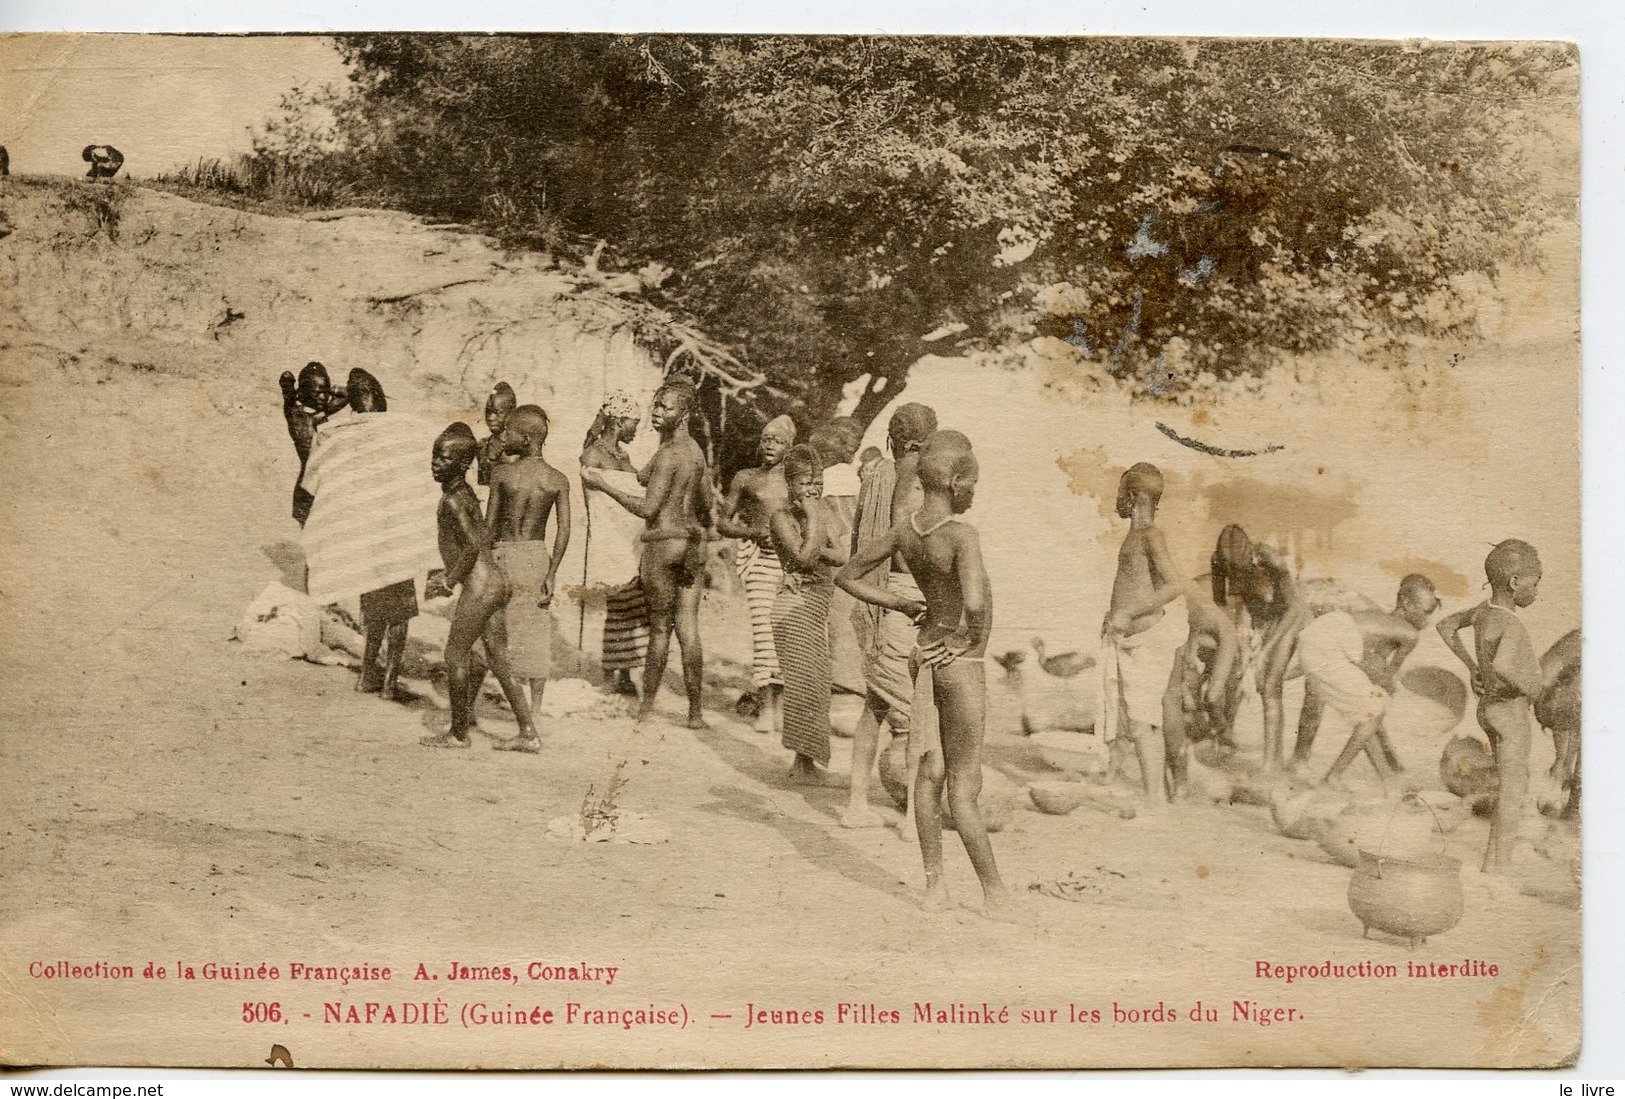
[0,178,1580,1070]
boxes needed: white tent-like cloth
[300,410,443,605]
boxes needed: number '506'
[243,1002,283,1023]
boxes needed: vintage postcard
[0,33,1580,1069]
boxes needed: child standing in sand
[481,405,572,749]
[717,416,797,733]
[1100,463,1186,806]
[422,424,541,749]
[769,444,849,785]
[838,430,1014,919]
[1437,541,1543,871]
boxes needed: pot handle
[1376,792,1448,860]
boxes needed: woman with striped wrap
[769,445,850,785]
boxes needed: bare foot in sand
[420,731,470,749]
[685,712,711,730]
[922,881,951,912]
[839,806,888,829]
[981,889,1023,923]
[493,735,541,754]
[896,815,919,844]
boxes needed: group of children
[282,370,1576,916]
[1095,460,1579,878]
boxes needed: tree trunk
[847,366,911,432]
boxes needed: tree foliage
[255,35,1574,430]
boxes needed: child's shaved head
[506,404,550,446]
[917,430,976,490]
[1121,462,1164,502]
[436,422,478,463]
[783,443,822,480]
[888,403,938,454]
[1397,573,1440,611]
[1485,539,1540,588]
[656,378,698,419]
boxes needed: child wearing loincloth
[422,424,540,748]
[1304,574,1440,795]
[839,430,1015,919]
[717,415,797,732]
[471,404,572,751]
[1100,463,1186,806]
[1436,541,1544,870]
[769,445,850,785]
[843,403,936,833]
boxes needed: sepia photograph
[0,29,1584,1071]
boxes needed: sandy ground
[0,178,1580,1069]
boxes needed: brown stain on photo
[1194,476,1361,545]
[1473,964,1573,1067]
[1379,556,1470,598]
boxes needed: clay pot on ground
[1029,781,1090,816]
[878,740,911,808]
[1347,850,1465,949]
[1440,736,1499,817]
[1270,785,1347,841]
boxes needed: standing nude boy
[421,424,540,750]
[434,405,570,752]
[582,380,714,728]
[1437,540,1542,871]
[1100,463,1186,805]
[838,430,1013,919]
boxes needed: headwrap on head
[762,414,798,443]
[600,390,641,421]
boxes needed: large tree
[262,35,1573,436]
